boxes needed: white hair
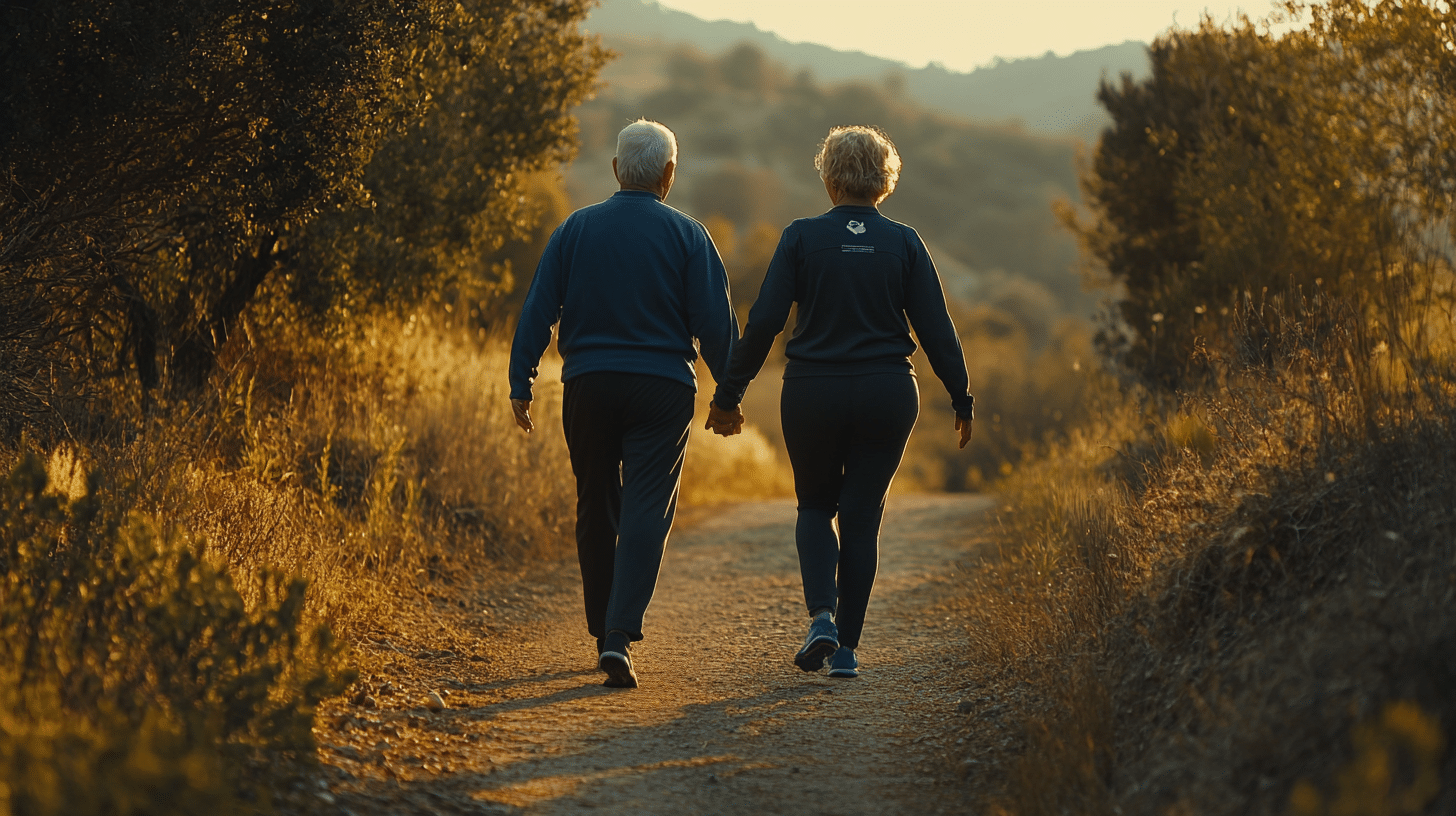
[615,119,678,188]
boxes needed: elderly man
[509,119,741,689]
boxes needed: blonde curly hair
[813,126,901,203]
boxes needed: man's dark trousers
[562,371,695,643]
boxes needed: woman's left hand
[955,416,972,449]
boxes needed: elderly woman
[708,125,974,679]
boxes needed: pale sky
[651,1,1288,72]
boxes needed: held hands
[704,401,745,437]
[955,415,973,450]
[511,399,534,433]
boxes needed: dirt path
[310,493,993,816]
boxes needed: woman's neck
[824,179,878,208]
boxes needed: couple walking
[509,119,974,688]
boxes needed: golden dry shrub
[0,453,351,815]
[952,288,1456,814]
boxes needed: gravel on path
[309,493,993,816]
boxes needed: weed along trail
[310,493,993,815]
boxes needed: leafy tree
[720,43,775,94]
[283,1,607,327]
[690,161,783,227]
[1071,2,1456,388]
[0,0,451,408]
[0,0,604,418]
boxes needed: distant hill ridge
[584,0,1151,141]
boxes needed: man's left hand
[512,399,534,433]
[705,402,744,436]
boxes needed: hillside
[565,39,1093,330]
[555,37,1101,490]
[583,0,1150,141]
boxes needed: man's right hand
[955,415,973,449]
[512,399,534,433]
[705,402,744,436]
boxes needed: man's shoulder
[564,197,620,223]
[550,195,714,261]
[653,200,711,233]
[635,200,715,249]
[577,195,704,230]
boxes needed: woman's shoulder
[772,215,826,245]
[872,211,922,239]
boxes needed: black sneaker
[793,615,839,672]
[598,631,638,688]
[827,646,859,678]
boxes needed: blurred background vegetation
[558,35,1105,490]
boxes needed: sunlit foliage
[0,453,349,814]
[285,2,608,325]
[957,3,1456,812]
[0,0,604,416]
[0,1,605,806]
[1070,1,1456,388]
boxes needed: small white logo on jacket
[846,220,866,235]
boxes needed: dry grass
[46,314,581,637]
[682,378,795,506]
[951,290,1456,815]
[0,447,350,815]
[0,312,593,810]
[34,309,796,641]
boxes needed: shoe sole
[793,637,838,672]
[827,667,859,679]
[599,651,638,688]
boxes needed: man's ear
[660,160,676,194]
[612,157,621,185]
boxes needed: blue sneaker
[794,614,839,672]
[827,646,859,678]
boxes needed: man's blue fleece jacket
[509,190,738,400]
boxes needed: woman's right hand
[955,416,972,450]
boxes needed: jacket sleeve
[712,227,796,411]
[686,224,740,387]
[508,223,568,401]
[902,230,975,418]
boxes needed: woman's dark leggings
[780,372,919,649]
